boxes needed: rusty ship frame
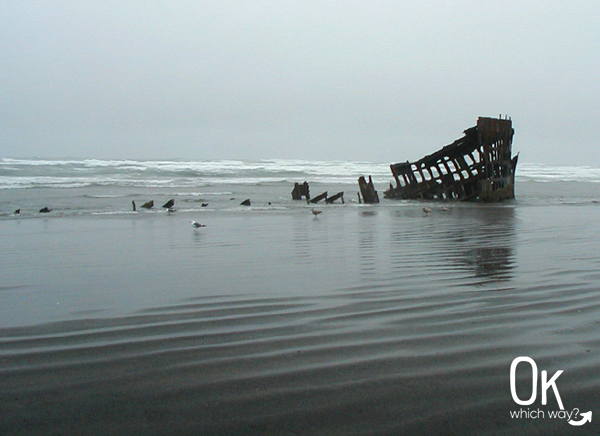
[384,116,518,202]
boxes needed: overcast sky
[1,1,599,165]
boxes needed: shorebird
[422,207,432,216]
[190,220,206,229]
[312,209,322,217]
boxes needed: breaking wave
[0,158,392,189]
[517,163,600,183]
[1,158,599,190]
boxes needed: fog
[2,1,599,165]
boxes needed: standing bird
[312,209,322,217]
[422,207,432,216]
[190,220,206,229]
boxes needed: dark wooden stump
[358,176,379,203]
[292,181,310,200]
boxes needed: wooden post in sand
[292,182,310,200]
[358,176,379,203]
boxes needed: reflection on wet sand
[384,205,516,286]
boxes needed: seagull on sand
[190,220,206,229]
[312,209,322,217]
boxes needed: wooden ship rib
[384,116,518,202]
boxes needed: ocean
[1,158,599,216]
[0,158,395,218]
[1,158,600,435]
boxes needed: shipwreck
[384,116,518,202]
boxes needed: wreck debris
[358,175,379,203]
[326,192,345,204]
[309,192,328,204]
[291,182,345,204]
[384,116,518,202]
[240,199,251,206]
[141,200,154,209]
[292,182,310,200]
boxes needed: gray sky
[1,1,599,165]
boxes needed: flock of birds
[12,207,52,215]
[423,206,450,215]
[11,204,448,220]
[133,198,210,230]
[10,198,449,230]
[131,198,184,213]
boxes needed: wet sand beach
[1,195,600,435]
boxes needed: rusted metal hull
[384,116,518,202]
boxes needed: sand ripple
[2,280,600,435]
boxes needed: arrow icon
[568,411,592,426]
